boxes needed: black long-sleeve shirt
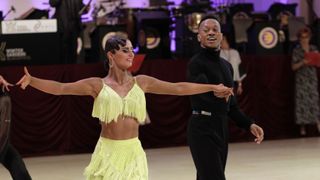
[187,47,253,130]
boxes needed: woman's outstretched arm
[16,67,101,98]
[136,75,233,98]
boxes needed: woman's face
[110,40,135,70]
[299,33,310,44]
[221,37,229,49]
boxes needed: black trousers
[0,143,32,180]
[187,114,229,180]
[60,30,79,64]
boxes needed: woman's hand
[303,58,310,66]
[0,75,13,91]
[16,67,32,90]
[292,58,310,71]
[237,82,243,95]
[213,84,233,101]
[212,84,232,93]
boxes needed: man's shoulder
[220,58,233,70]
[220,57,231,65]
[189,52,205,63]
[188,53,204,69]
[190,53,200,60]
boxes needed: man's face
[197,19,222,49]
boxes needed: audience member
[291,27,320,135]
[220,35,245,95]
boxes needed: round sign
[258,27,278,49]
[101,31,128,50]
[140,27,160,49]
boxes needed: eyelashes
[120,48,134,54]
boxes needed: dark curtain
[230,55,297,141]
[0,55,318,157]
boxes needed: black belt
[192,110,212,116]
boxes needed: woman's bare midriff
[100,116,140,140]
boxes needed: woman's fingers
[24,66,30,76]
[16,67,31,90]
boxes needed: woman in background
[291,27,320,136]
[220,35,245,95]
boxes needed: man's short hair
[198,15,220,29]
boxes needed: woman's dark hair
[297,27,312,39]
[103,35,127,70]
[222,33,231,43]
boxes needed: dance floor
[1,137,320,180]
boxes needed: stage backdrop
[1,55,319,157]
[0,0,304,21]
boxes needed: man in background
[49,0,89,64]
[0,75,32,180]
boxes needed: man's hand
[250,124,264,144]
[213,84,233,102]
[213,84,233,95]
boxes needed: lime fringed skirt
[84,137,148,180]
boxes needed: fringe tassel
[84,137,148,180]
[92,84,146,124]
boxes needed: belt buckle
[192,110,212,116]
[201,111,212,116]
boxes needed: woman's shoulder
[82,77,104,95]
[134,75,148,85]
[134,75,154,92]
[229,48,240,56]
[310,44,319,51]
[80,77,103,85]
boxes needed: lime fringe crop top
[92,78,147,124]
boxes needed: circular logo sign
[101,31,128,50]
[138,30,146,47]
[145,27,160,49]
[258,27,278,49]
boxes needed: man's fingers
[255,135,264,144]
[251,127,264,144]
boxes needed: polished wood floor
[1,137,320,180]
